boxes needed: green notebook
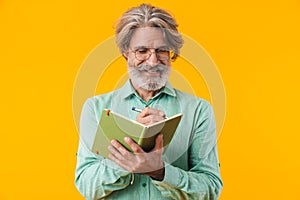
[92,109,182,158]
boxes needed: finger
[108,153,130,171]
[108,144,127,161]
[136,114,151,124]
[107,144,121,155]
[124,137,144,154]
[139,107,151,117]
[108,152,118,162]
[137,114,166,125]
[139,107,165,118]
[108,141,134,167]
[110,139,131,156]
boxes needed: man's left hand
[108,134,165,181]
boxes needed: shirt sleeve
[74,98,132,200]
[152,102,223,200]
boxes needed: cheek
[128,57,144,67]
[161,60,171,66]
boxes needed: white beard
[127,62,170,91]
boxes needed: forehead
[129,27,167,48]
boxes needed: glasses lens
[133,48,173,61]
[135,49,150,61]
[156,49,170,60]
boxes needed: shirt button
[142,183,147,187]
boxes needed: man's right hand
[136,107,166,125]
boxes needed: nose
[145,50,160,66]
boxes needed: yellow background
[1,0,300,199]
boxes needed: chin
[139,80,166,91]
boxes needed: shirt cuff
[163,162,181,186]
[152,162,180,187]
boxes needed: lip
[145,71,160,77]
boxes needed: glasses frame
[129,47,175,61]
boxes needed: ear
[122,52,128,60]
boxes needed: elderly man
[75,4,223,200]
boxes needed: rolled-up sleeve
[75,98,131,200]
[152,102,223,200]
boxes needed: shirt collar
[118,80,177,100]
[160,81,177,97]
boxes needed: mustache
[135,64,168,72]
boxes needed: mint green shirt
[75,80,223,200]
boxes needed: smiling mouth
[144,70,160,77]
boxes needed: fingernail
[111,139,116,144]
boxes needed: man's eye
[136,49,148,54]
[157,49,169,55]
[157,49,168,53]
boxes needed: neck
[130,80,161,102]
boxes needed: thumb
[153,134,164,151]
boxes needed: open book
[92,109,182,158]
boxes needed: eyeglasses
[129,47,175,61]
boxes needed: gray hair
[115,4,184,60]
